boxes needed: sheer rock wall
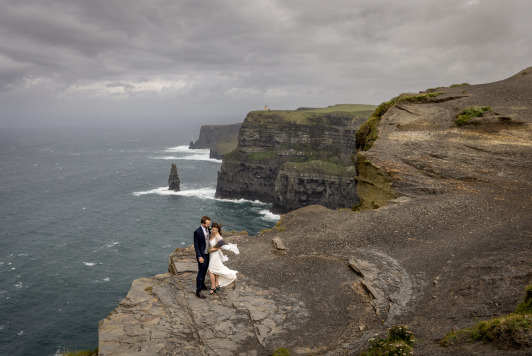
[215,108,370,211]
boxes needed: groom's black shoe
[195,291,206,299]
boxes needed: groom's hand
[198,257,204,263]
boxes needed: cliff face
[189,123,241,159]
[215,105,374,211]
[354,67,532,209]
[271,161,358,213]
[100,69,532,356]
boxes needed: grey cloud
[0,0,531,128]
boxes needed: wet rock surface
[99,246,310,356]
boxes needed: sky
[1,0,531,128]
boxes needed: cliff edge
[99,69,532,355]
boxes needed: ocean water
[0,126,278,356]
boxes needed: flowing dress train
[208,235,238,287]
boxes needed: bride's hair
[212,222,222,234]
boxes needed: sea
[0,125,279,356]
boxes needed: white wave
[106,242,119,248]
[133,186,216,199]
[14,282,23,288]
[148,154,219,162]
[103,277,110,282]
[83,262,96,267]
[180,154,220,162]
[165,146,209,154]
[214,196,271,206]
[260,209,281,221]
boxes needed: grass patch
[360,325,414,356]
[450,82,470,87]
[425,86,445,93]
[441,313,531,348]
[272,347,290,356]
[441,284,532,349]
[455,106,491,126]
[248,150,277,161]
[356,92,444,151]
[516,285,532,313]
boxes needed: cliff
[215,105,375,212]
[99,68,532,355]
[189,123,242,159]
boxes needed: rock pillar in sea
[168,164,180,191]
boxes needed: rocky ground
[99,68,532,355]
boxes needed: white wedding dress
[208,235,238,287]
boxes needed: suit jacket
[193,226,209,261]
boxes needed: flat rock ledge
[99,242,423,356]
[98,247,309,356]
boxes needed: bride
[207,222,238,294]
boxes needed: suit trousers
[196,253,210,293]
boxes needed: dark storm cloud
[0,0,530,127]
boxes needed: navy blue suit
[193,226,210,293]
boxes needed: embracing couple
[194,215,238,299]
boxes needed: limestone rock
[100,244,310,356]
[272,237,286,250]
[168,163,180,191]
[215,106,373,211]
[271,163,359,213]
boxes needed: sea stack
[168,164,180,191]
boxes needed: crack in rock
[349,248,414,325]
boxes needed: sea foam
[148,146,220,162]
[149,155,220,162]
[133,186,273,207]
[260,210,281,221]
[132,187,216,199]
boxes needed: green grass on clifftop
[247,104,376,125]
[441,284,532,349]
[356,92,444,151]
[360,325,415,356]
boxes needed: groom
[193,215,211,299]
